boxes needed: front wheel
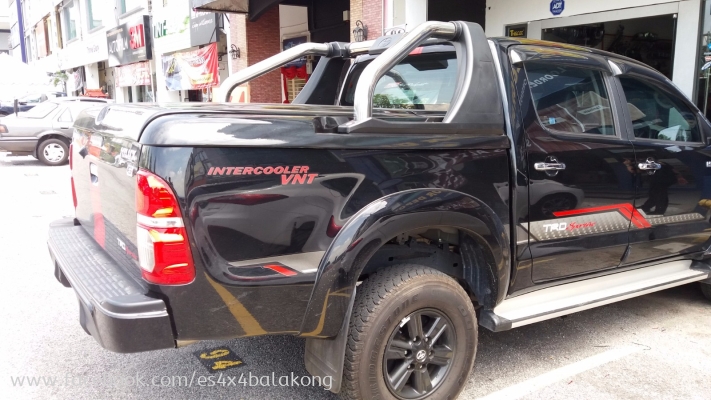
[38,138,68,166]
[341,265,477,399]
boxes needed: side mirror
[13,99,18,116]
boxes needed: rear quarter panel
[140,123,511,339]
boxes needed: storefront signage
[115,61,152,87]
[153,15,189,39]
[162,42,219,90]
[190,5,217,46]
[507,27,527,38]
[154,20,168,38]
[107,15,153,67]
[550,0,564,16]
[57,33,109,70]
[129,24,147,49]
[152,5,191,54]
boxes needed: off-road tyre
[341,264,477,400]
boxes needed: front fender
[34,130,69,154]
[37,130,70,142]
[299,188,510,338]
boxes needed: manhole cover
[39,190,56,195]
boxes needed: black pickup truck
[48,21,711,399]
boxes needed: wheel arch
[34,131,70,157]
[299,188,510,338]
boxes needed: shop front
[106,15,155,103]
[57,33,109,97]
[486,0,702,101]
[187,6,224,102]
[152,1,192,102]
[161,43,221,101]
[115,61,152,101]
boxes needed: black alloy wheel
[340,264,477,400]
[383,309,455,399]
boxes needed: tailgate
[72,106,146,282]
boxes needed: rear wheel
[701,283,711,301]
[38,138,68,166]
[342,265,477,400]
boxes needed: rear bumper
[48,218,175,353]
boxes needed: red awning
[83,89,108,98]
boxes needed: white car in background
[0,98,109,165]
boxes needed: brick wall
[350,0,382,41]
[245,7,282,103]
[228,14,249,75]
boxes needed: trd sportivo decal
[527,203,705,241]
[541,221,596,233]
[553,204,651,229]
[207,165,318,185]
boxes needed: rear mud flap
[303,287,356,394]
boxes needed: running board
[480,260,711,332]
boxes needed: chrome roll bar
[351,21,458,122]
[216,42,330,102]
[216,40,376,103]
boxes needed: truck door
[518,52,637,282]
[615,70,711,264]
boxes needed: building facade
[1,1,9,55]
[487,0,702,107]
[4,0,710,111]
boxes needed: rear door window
[57,108,72,122]
[342,52,457,111]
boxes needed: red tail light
[135,169,195,285]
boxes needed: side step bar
[480,260,711,332]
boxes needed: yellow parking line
[204,273,267,337]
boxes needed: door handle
[638,158,662,171]
[535,156,566,177]
[59,125,71,129]
[89,162,99,185]
[534,162,567,171]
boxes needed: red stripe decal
[263,264,298,277]
[553,203,651,229]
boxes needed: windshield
[19,93,46,103]
[22,102,58,119]
[341,52,457,111]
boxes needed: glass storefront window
[62,0,78,42]
[86,0,103,30]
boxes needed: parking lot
[1,151,710,400]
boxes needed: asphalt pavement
[1,152,709,400]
